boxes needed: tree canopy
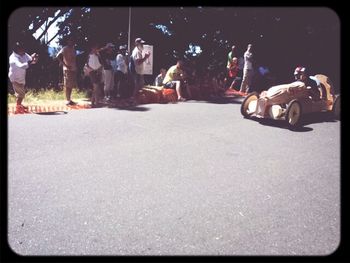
[8,7,340,92]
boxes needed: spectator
[212,72,226,97]
[199,70,212,99]
[56,36,78,106]
[85,43,103,107]
[163,60,189,101]
[239,43,254,94]
[99,42,115,102]
[252,65,271,93]
[228,57,240,90]
[226,45,239,90]
[114,45,128,98]
[227,45,237,70]
[130,38,151,104]
[154,68,167,86]
[217,72,226,89]
[8,42,38,113]
[183,62,201,100]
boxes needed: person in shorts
[163,60,190,101]
[8,42,38,113]
[56,36,78,106]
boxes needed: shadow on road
[190,96,244,105]
[257,118,314,132]
[110,105,150,112]
[301,112,339,126]
[256,112,339,132]
[35,111,68,115]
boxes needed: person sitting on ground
[162,60,190,101]
[8,42,38,113]
[154,68,167,86]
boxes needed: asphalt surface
[8,98,341,256]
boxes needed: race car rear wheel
[332,95,340,120]
[285,100,302,127]
[241,92,259,118]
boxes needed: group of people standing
[226,43,254,95]
[58,36,150,107]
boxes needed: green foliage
[8,89,88,104]
[8,7,340,91]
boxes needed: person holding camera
[8,42,38,113]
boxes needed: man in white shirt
[130,38,150,103]
[99,43,115,102]
[86,43,103,107]
[8,42,38,113]
[239,43,254,94]
[114,45,128,98]
[56,36,78,106]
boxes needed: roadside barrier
[8,103,91,116]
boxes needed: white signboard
[142,45,153,75]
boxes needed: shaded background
[7,7,340,93]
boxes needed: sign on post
[142,45,153,75]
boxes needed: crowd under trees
[8,7,340,93]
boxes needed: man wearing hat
[100,42,115,102]
[130,37,151,103]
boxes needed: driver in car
[260,66,325,105]
[293,66,326,101]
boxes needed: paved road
[8,98,340,255]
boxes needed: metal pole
[128,7,131,55]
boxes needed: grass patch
[8,89,89,104]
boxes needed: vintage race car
[240,74,340,127]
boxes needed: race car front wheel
[285,100,302,127]
[241,92,259,118]
[332,95,340,120]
